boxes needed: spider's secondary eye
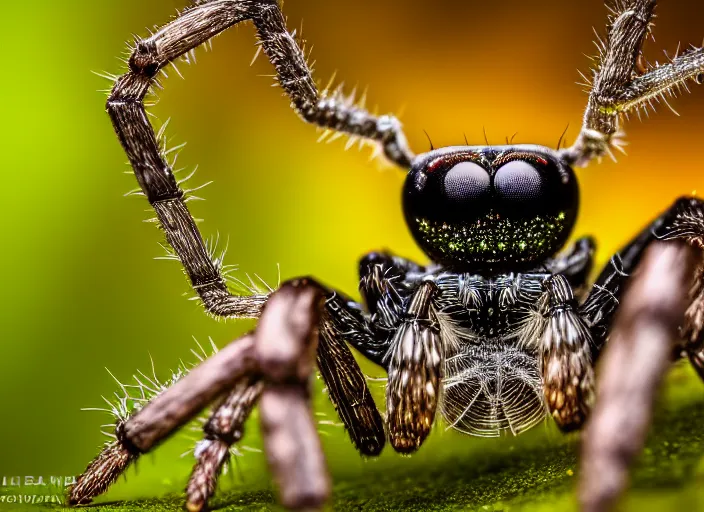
[494,160,544,204]
[443,162,491,202]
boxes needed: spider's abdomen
[433,272,549,437]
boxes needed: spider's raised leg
[71,280,331,510]
[106,0,404,459]
[561,0,704,167]
[109,0,412,313]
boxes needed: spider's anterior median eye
[494,160,544,205]
[443,162,491,203]
[403,146,580,273]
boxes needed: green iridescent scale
[415,212,567,263]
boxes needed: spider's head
[403,145,579,273]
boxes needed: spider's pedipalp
[540,275,595,431]
[384,281,443,453]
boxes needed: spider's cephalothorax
[72,2,704,512]
[404,145,579,272]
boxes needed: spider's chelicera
[71,1,704,512]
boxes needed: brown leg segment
[69,335,257,505]
[186,377,263,512]
[254,279,330,510]
[70,280,331,511]
[579,242,697,512]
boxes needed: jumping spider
[71,1,704,511]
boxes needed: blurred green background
[1,0,704,510]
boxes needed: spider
[70,1,704,511]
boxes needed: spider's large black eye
[403,146,580,273]
[443,162,491,203]
[494,160,544,205]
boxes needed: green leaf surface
[8,365,704,512]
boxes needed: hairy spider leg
[103,0,406,462]
[187,376,263,511]
[561,0,704,167]
[71,280,331,511]
[107,1,412,321]
[581,197,704,358]
[574,197,704,511]
[580,242,698,512]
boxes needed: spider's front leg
[70,280,331,511]
[562,0,704,167]
[107,0,415,319]
[577,197,704,511]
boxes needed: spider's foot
[68,440,137,505]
